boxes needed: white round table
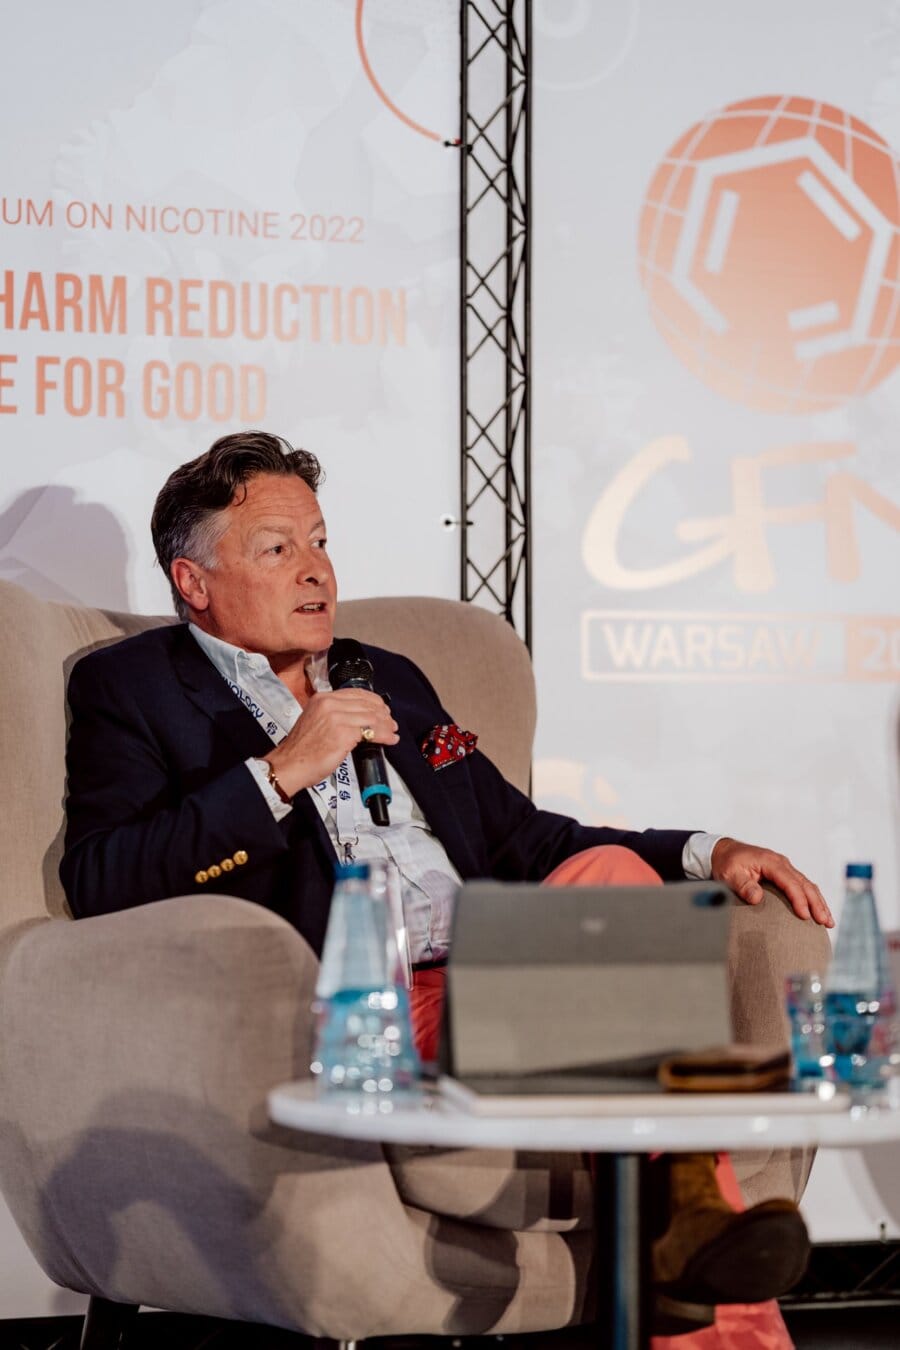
[269,1077,900,1152]
[268,1079,900,1349]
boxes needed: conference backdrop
[0,0,898,1316]
[531,0,899,1243]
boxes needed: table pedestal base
[594,1154,654,1350]
[594,1154,714,1350]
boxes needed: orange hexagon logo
[638,96,900,413]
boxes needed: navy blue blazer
[61,625,694,956]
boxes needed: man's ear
[170,558,210,614]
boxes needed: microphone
[328,638,392,827]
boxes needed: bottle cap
[845,862,874,879]
[334,861,370,880]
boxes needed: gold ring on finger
[360,725,375,743]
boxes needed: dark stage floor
[2,1307,900,1350]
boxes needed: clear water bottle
[311,861,419,1102]
[824,863,898,1090]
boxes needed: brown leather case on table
[658,1045,791,1092]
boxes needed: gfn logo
[580,435,900,682]
[639,96,900,412]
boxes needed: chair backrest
[0,581,535,931]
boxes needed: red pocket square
[420,722,478,770]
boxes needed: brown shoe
[652,1153,811,1306]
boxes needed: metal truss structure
[459,0,531,645]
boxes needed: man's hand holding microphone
[262,640,397,824]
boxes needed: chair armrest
[727,885,833,1207]
[728,883,833,1048]
[0,896,320,1134]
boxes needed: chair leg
[79,1296,140,1349]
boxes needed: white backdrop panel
[0,0,460,613]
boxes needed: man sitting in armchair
[60,430,833,1324]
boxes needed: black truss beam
[459,0,531,646]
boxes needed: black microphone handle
[351,744,391,827]
[328,642,392,827]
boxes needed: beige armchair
[0,578,831,1347]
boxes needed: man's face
[188,473,336,668]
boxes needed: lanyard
[312,755,359,860]
[222,673,359,858]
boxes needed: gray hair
[151,430,323,620]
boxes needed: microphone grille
[328,638,374,688]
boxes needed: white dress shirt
[188,626,720,962]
